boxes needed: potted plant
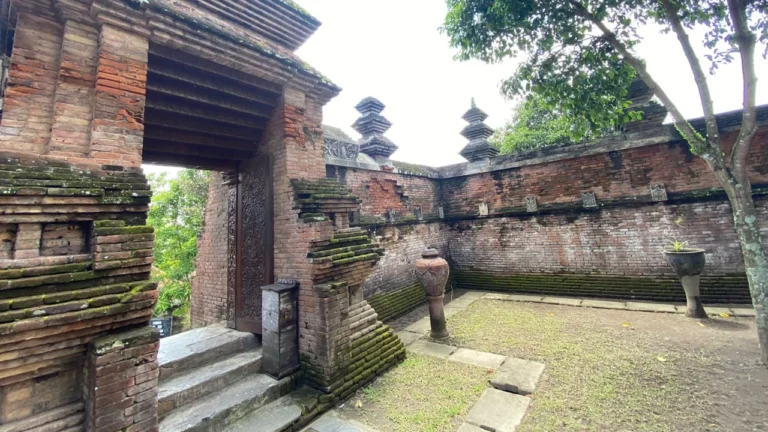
[663,215,708,319]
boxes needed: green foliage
[492,94,615,155]
[147,169,210,318]
[442,0,768,142]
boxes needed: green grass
[353,354,491,432]
[447,300,714,432]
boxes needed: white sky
[143,0,768,175]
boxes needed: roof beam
[142,152,239,171]
[143,125,257,151]
[144,109,264,140]
[144,95,271,128]
[143,138,254,160]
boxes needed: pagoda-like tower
[352,97,398,163]
[459,99,499,162]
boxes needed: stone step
[225,387,323,432]
[158,348,264,419]
[159,373,281,432]
[158,326,259,382]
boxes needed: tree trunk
[729,186,768,363]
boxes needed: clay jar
[415,248,450,339]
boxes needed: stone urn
[664,249,708,319]
[415,248,450,340]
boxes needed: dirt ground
[340,292,768,432]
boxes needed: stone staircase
[157,327,319,432]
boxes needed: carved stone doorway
[235,157,274,334]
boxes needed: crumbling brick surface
[190,171,229,327]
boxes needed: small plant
[667,214,692,252]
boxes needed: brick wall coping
[326,105,768,180]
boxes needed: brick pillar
[48,20,99,159]
[84,327,160,432]
[87,24,148,168]
[0,13,62,156]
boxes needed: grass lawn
[340,353,491,432]
[447,299,760,432]
[341,295,767,431]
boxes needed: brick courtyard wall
[190,171,229,327]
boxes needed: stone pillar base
[262,280,300,379]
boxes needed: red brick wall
[339,168,441,221]
[361,223,449,299]
[191,171,230,327]
[448,197,768,278]
[0,13,62,156]
[441,129,768,216]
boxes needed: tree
[147,169,210,320]
[493,94,616,154]
[443,0,768,362]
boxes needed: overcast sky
[144,0,768,174]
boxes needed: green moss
[94,226,154,236]
[94,220,127,228]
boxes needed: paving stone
[730,307,756,317]
[404,317,430,334]
[302,410,380,432]
[457,291,487,300]
[467,388,530,432]
[704,306,733,317]
[490,357,546,395]
[457,423,486,432]
[625,302,678,313]
[449,348,506,370]
[483,293,513,301]
[581,299,627,310]
[395,331,422,347]
[407,340,456,359]
[541,297,583,306]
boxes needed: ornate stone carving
[415,249,450,340]
[226,185,237,329]
[479,202,489,216]
[650,183,668,201]
[324,139,360,160]
[526,196,538,212]
[582,192,597,208]
[238,161,271,330]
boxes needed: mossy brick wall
[0,158,157,431]
[190,171,229,327]
[447,196,768,303]
[84,327,160,432]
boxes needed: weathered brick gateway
[0,0,404,430]
[0,0,767,431]
[195,92,768,327]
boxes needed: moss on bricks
[94,220,127,228]
[92,326,160,355]
[94,226,154,236]
[451,270,751,304]
[367,282,428,322]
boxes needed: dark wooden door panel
[235,156,273,334]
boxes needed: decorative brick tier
[290,178,405,401]
[0,158,156,429]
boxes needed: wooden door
[235,157,273,334]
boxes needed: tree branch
[567,0,730,179]
[660,0,721,150]
[727,0,759,186]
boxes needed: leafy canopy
[147,169,210,318]
[442,0,768,142]
[493,94,614,155]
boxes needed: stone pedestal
[415,249,450,340]
[261,280,300,379]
